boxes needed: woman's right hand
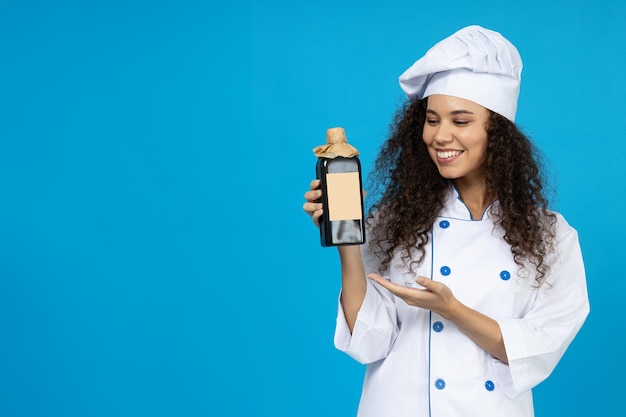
[303,179,323,228]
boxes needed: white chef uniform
[334,186,589,417]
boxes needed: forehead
[426,94,489,115]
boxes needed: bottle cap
[313,127,360,158]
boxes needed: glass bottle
[314,127,365,247]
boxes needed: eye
[454,120,470,126]
[426,118,439,126]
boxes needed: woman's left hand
[367,273,460,320]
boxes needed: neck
[454,178,491,220]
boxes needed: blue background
[0,1,623,416]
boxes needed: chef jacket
[334,186,589,417]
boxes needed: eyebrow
[426,109,475,116]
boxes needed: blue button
[439,220,450,229]
[485,380,495,391]
[500,270,511,281]
[440,266,451,276]
[433,321,444,332]
[435,379,446,390]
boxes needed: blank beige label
[326,172,362,221]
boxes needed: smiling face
[422,94,491,185]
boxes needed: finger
[415,276,438,291]
[367,273,406,295]
[304,188,322,203]
[310,179,321,190]
[311,209,323,227]
[366,273,387,287]
[415,276,429,286]
[303,201,323,216]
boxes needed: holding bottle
[313,127,365,247]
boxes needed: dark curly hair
[365,98,556,286]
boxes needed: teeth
[437,150,462,159]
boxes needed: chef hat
[398,25,523,121]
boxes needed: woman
[303,26,589,417]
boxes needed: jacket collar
[439,184,499,221]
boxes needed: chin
[436,169,461,180]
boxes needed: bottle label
[326,172,363,221]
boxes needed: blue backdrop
[1,1,623,416]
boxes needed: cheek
[476,135,489,156]
[462,129,488,152]
[421,127,433,145]
[422,136,437,160]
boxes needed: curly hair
[365,98,556,286]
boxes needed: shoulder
[544,210,584,271]
[546,209,579,241]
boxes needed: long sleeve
[495,213,590,398]
[333,235,400,364]
[334,277,400,364]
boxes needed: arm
[303,179,367,333]
[496,214,589,395]
[337,245,367,333]
[368,274,508,363]
[304,180,399,363]
[444,293,508,363]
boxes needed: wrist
[337,244,362,258]
[441,297,464,322]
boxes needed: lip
[436,148,463,163]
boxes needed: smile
[437,150,463,159]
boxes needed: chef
[303,25,589,417]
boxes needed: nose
[433,122,453,145]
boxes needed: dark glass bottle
[314,128,366,247]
